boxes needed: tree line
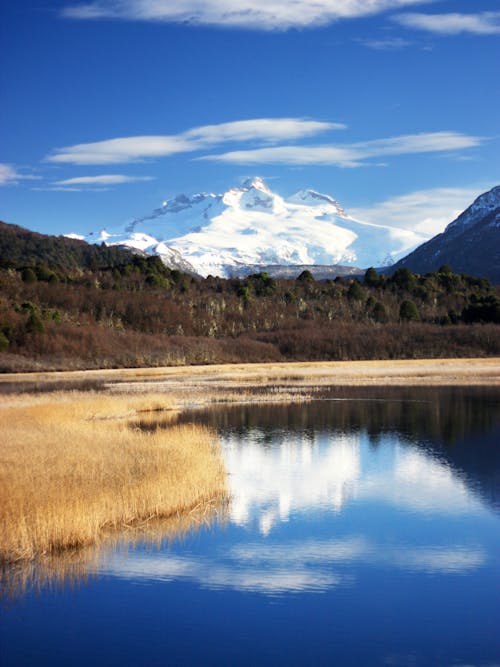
[0,221,498,370]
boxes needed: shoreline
[0,358,499,392]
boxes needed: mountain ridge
[390,185,500,284]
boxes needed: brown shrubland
[0,392,227,563]
[1,261,499,372]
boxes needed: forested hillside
[0,221,140,272]
[0,221,499,371]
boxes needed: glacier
[79,177,429,277]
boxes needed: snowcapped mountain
[390,185,500,284]
[81,177,429,277]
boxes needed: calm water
[1,387,499,666]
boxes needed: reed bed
[1,504,225,599]
[0,392,227,563]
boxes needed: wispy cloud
[48,136,195,165]
[0,163,39,186]
[350,185,494,236]
[47,118,339,165]
[359,37,413,50]
[185,119,344,143]
[198,131,483,167]
[53,174,155,186]
[62,0,439,30]
[394,11,500,35]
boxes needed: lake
[1,387,499,666]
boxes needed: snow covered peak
[163,191,218,213]
[241,176,271,193]
[222,177,286,213]
[446,185,500,233]
[80,177,429,277]
[288,189,346,216]
[472,185,500,209]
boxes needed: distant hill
[0,220,137,272]
[389,186,500,284]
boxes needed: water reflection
[180,387,500,513]
[225,433,360,530]
[180,386,499,446]
[96,389,499,596]
[101,537,486,596]
[98,536,487,596]
[3,389,499,601]
[102,550,349,594]
[224,431,487,536]
[2,388,499,667]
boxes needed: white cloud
[46,118,337,165]
[32,186,87,192]
[0,163,19,185]
[0,163,39,186]
[360,37,413,50]
[184,118,345,143]
[394,11,500,35]
[48,136,194,165]
[63,0,439,30]
[200,144,363,167]
[350,185,494,236]
[232,537,370,564]
[352,131,481,157]
[53,174,155,186]
[199,131,483,166]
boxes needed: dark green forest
[0,221,499,371]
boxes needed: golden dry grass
[1,357,499,392]
[0,392,227,563]
[1,505,225,599]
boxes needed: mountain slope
[81,178,428,277]
[390,186,500,284]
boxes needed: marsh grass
[0,392,227,563]
[1,503,225,600]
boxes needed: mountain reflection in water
[178,386,500,514]
[98,387,499,596]
[222,429,485,534]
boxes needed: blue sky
[1,0,499,236]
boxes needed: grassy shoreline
[0,392,227,564]
[1,358,498,565]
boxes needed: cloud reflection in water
[99,430,489,595]
[102,539,485,595]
